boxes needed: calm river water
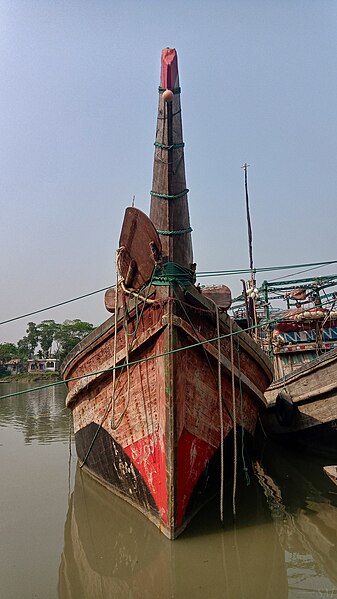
[1,381,337,598]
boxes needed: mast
[242,163,253,273]
[150,48,193,270]
[241,162,258,338]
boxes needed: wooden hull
[62,287,272,539]
[263,347,337,447]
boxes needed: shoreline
[0,372,61,384]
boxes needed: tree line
[0,319,95,371]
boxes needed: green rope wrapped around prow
[152,261,195,287]
[154,142,185,150]
[156,227,192,236]
[150,189,189,200]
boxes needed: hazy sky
[1,1,337,343]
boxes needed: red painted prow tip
[160,47,179,90]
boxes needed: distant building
[27,359,60,373]
[0,359,22,375]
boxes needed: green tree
[0,343,21,377]
[37,319,58,358]
[54,319,94,362]
[26,322,39,356]
[0,342,19,361]
[17,336,30,359]
[0,364,10,376]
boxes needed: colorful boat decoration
[62,48,273,539]
[241,276,337,448]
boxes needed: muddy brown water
[1,381,337,598]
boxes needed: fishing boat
[257,276,337,448]
[62,48,273,539]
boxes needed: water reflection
[1,382,336,597]
[0,380,69,443]
[59,465,288,599]
[59,440,337,599]
[257,440,337,597]
[0,382,74,599]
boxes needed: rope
[177,298,233,425]
[156,227,192,236]
[67,416,73,501]
[230,318,237,520]
[154,142,185,150]
[152,262,195,287]
[0,285,113,325]
[237,339,250,486]
[150,189,189,200]
[110,324,131,430]
[197,261,337,277]
[158,86,181,94]
[79,397,113,468]
[121,280,155,304]
[0,317,278,401]
[216,304,224,523]
[110,251,120,429]
[110,259,156,431]
[80,254,122,467]
[1,262,335,327]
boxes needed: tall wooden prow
[150,48,194,272]
[62,47,274,541]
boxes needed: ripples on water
[0,381,337,598]
[0,381,70,443]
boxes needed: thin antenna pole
[241,163,253,272]
[241,163,258,339]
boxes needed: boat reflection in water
[59,464,288,599]
[59,440,337,598]
[255,440,337,596]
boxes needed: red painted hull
[63,289,272,538]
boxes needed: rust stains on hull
[63,292,272,539]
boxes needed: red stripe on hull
[124,433,168,526]
[176,429,215,527]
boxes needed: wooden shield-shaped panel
[118,207,162,290]
[104,287,116,313]
[202,285,232,310]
